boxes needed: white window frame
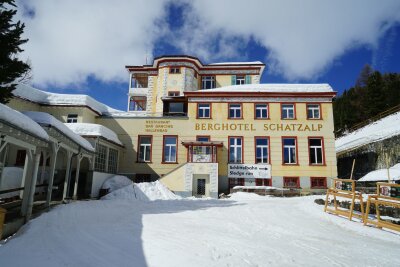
[307,104,321,119]
[201,76,215,89]
[108,148,118,173]
[255,104,268,119]
[229,137,243,163]
[309,138,324,165]
[281,104,295,119]
[163,136,177,163]
[169,67,180,74]
[67,114,78,123]
[198,103,211,118]
[138,136,152,162]
[256,138,269,164]
[229,104,242,119]
[236,75,245,85]
[283,138,297,164]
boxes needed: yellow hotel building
[7,55,337,199]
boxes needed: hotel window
[255,137,269,164]
[282,137,297,164]
[309,138,324,165]
[169,67,180,74]
[168,91,180,96]
[196,136,210,142]
[281,104,295,119]
[255,104,268,119]
[67,114,78,123]
[229,178,245,188]
[94,144,107,172]
[235,75,245,85]
[311,177,327,189]
[201,76,215,89]
[197,103,211,118]
[229,137,243,163]
[228,104,242,119]
[138,136,152,162]
[129,96,147,111]
[163,136,177,163]
[307,104,321,119]
[108,148,118,173]
[231,75,251,85]
[284,177,300,188]
[255,179,271,186]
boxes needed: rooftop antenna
[145,49,150,65]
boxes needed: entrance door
[192,174,209,197]
[197,179,206,196]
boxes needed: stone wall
[337,135,400,179]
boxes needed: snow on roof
[13,84,123,115]
[23,112,94,152]
[0,104,49,141]
[335,112,400,153]
[208,61,264,65]
[65,123,123,146]
[358,164,400,182]
[200,83,334,93]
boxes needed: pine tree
[355,64,373,88]
[0,0,30,104]
[365,71,385,117]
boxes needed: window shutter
[245,75,251,84]
[231,75,236,85]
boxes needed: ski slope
[0,191,399,266]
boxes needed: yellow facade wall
[98,100,337,188]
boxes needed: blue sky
[16,1,400,111]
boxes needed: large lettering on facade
[194,122,323,132]
[145,120,173,133]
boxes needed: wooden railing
[364,182,400,232]
[324,178,365,221]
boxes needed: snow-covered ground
[335,111,400,153]
[0,186,399,267]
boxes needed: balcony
[129,87,148,96]
[130,74,148,96]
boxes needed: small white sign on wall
[228,164,271,179]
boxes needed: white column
[21,150,41,221]
[20,150,32,199]
[72,153,83,200]
[62,150,73,200]
[0,142,8,188]
[46,143,59,207]
[39,151,47,184]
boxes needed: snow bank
[13,84,122,115]
[233,186,286,190]
[135,181,182,201]
[65,123,123,145]
[358,164,400,182]
[228,192,270,200]
[336,111,400,153]
[101,175,133,192]
[23,111,94,152]
[201,83,333,93]
[0,104,48,140]
[102,181,181,201]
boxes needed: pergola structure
[0,105,48,222]
[181,141,223,163]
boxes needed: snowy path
[0,195,399,267]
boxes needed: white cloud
[172,0,400,80]
[14,0,400,86]
[17,0,169,87]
